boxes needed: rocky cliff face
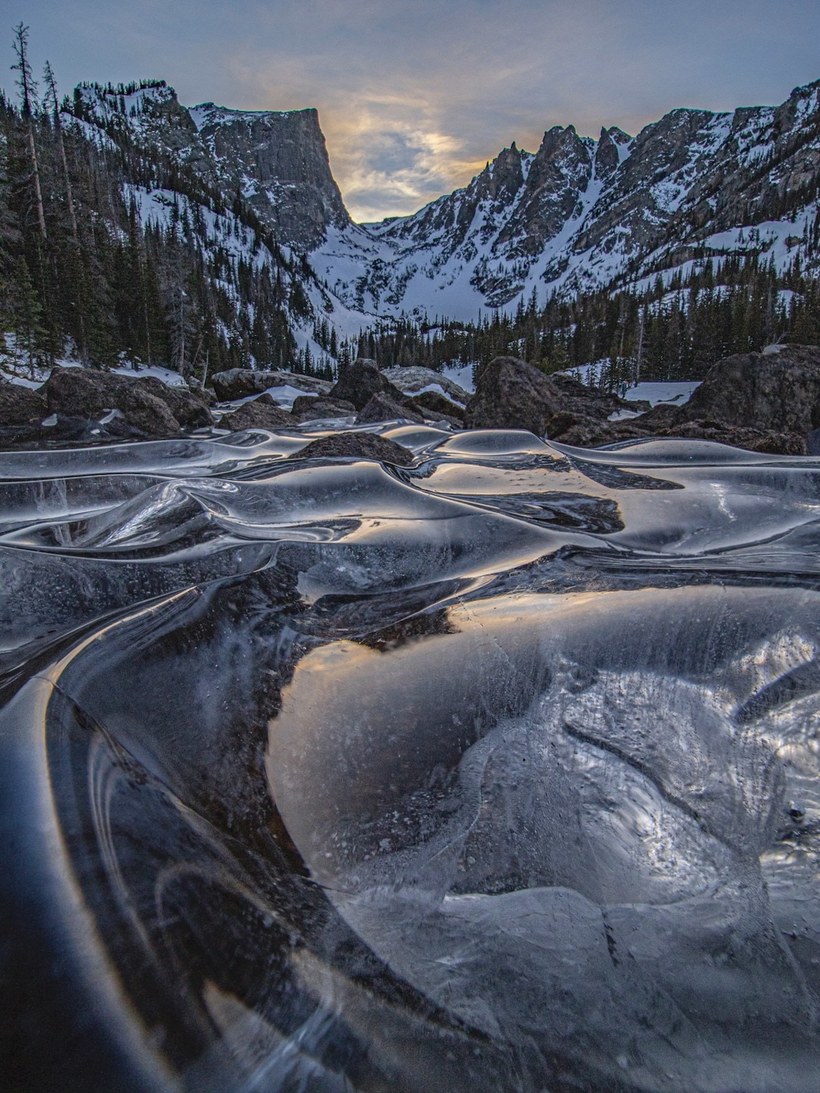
[189,103,349,248]
[74,83,349,249]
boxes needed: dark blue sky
[6,1,820,220]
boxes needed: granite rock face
[191,103,349,249]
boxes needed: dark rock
[291,395,356,420]
[677,346,820,446]
[382,366,470,405]
[550,373,637,420]
[219,394,294,431]
[355,393,425,425]
[665,419,807,455]
[134,377,213,428]
[547,411,653,447]
[0,380,47,425]
[183,379,217,407]
[632,403,681,430]
[465,357,564,435]
[294,431,414,466]
[211,368,331,402]
[329,359,406,410]
[210,368,282,401]
[43,368,182,438]
[191,103,350,249]
[411,390,466,423]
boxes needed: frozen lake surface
[1,423,819,1091]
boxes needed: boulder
[411,390,466,424]
[676,345,820,448]
[0,380,47,426]
[382,366,470,405]
[291,395,356,420]
[329,359,406,410]
[43,368,183,438]
[464,357,565,435]
[294,431,414,466]
[219,394,294,431]
[40,367,215,437]
[210,368,331,402]
[355,392,425,425]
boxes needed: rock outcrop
[464,357,565,435]
[191,103,350,249]
[294,432,414,466]
[218,395,294,431]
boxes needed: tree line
[0,25,334,381]
[353,247,820,390]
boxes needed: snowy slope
[310,82,820,323]
[68,77,820,339]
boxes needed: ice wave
[1,426,818,1091]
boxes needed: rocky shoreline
[1,345,818,457]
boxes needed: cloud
[8,0,820,220]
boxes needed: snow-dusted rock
[210,369,331,402]
[382,367,470,405]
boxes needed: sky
[4,1,820,222]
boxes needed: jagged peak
[603,125,632,145]
[788,77,820,101]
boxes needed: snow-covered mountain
[312,82,820,321]
[73,82,349,250]
[67,77,820,332]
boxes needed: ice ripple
[1,428,819,1091]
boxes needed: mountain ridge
[2,69,819,383]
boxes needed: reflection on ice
[0,428,819,1091]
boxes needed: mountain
[312,81,820,319]
[73,83,350,250]
[1,72,819,383]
